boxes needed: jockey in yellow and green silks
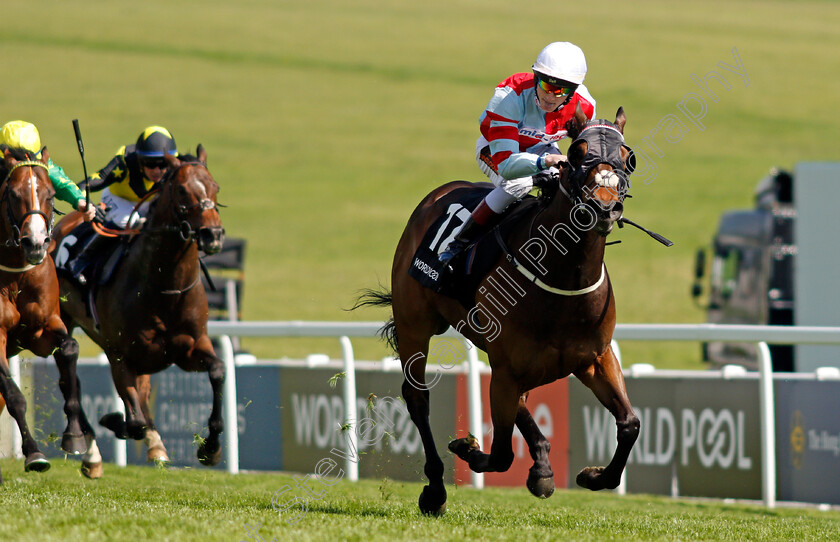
[0,120,97,221]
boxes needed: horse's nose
[21,235,48,265]
[197,227,225,255]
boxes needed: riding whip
[71,119,90,211]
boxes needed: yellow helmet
[0,120,42,154]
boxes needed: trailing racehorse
[358,107,649,515]
[51,146,225,476]
[0,147,90,474]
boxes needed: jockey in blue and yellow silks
[84,125,179,229]
[0,120,97,222]
[66,126,178,283]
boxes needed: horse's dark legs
[0,355,50,472]
[449,370,519,474]
[102,359,147,441]
[137,374,170,463]
[573,346,639,490]
[515,393,555,499]
[47,330,88,454]
[196,347,225,467]
[398,336,447,516]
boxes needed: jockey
[438,42,596,268]
[0,120,97,221]
[84,125,179,228]
[67,126,178,283]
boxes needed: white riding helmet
[531,42,587,85]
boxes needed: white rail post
[757,341,776,509]
[113,384,126,467]
[220,335,240,474]
[464,339,484,489]
[9,355,22,459]
[340,336,359,482]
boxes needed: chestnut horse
[50,146,225,476]
[0,147,90,474]
[360,108,640,514]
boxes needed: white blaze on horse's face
[25,171,49,242]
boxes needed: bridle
[140,161,223,242]
[1,160,54,248]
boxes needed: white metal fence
[9,322,840,508]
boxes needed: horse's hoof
[99,412,128,439]
[526,474,555,499]
[448,435,480,461]
[81,461,103,479]
[61,432,88,455]
[418,485,447,516]
[147,446,170,464]
[24,453,51,473]
[576,466,607,491]
[197,441,222,466]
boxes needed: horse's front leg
[101,358,148,441]
[573,345,640,490]
[0,346,50,472]
[137,374,170,464]
[514,392,555,499]
[449,370,519,474]
[191,335,224,467]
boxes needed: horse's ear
[40,146,50,165]
[164,151,180,169]
[196,144,207,164]
[567,140,588,169]
[3,147,17,169]
[614,106,626,134]
[565,102,588,139]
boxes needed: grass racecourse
[3,0,840,540]
[3,458,840,542]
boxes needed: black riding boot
[438,200,500,271]
[67,233,108,285]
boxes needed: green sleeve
[46,159,85,209]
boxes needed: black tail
[350,287,398,354]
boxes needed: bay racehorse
[50,145,225,477]
[359,107,641,514]
[0,147,90,474]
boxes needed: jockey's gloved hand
[93,205,107,224]
[532,170,559,189]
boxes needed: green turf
[2,458,839,541]
[3,0,839,369]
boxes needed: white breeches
[102,188,150,228]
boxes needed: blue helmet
[135,126,177,158]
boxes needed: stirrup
[438,240,466,270]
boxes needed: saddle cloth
[408,186,536,308]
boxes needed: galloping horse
[0,147,90,474]
[51,145,225,476]
[359,107,641,514]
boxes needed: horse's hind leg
[573,346,640,490]
[515,393,555,499]
[0,354,50,472]
[101,359,148,441]
[398,329,449,516]
[137,374,170,464]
